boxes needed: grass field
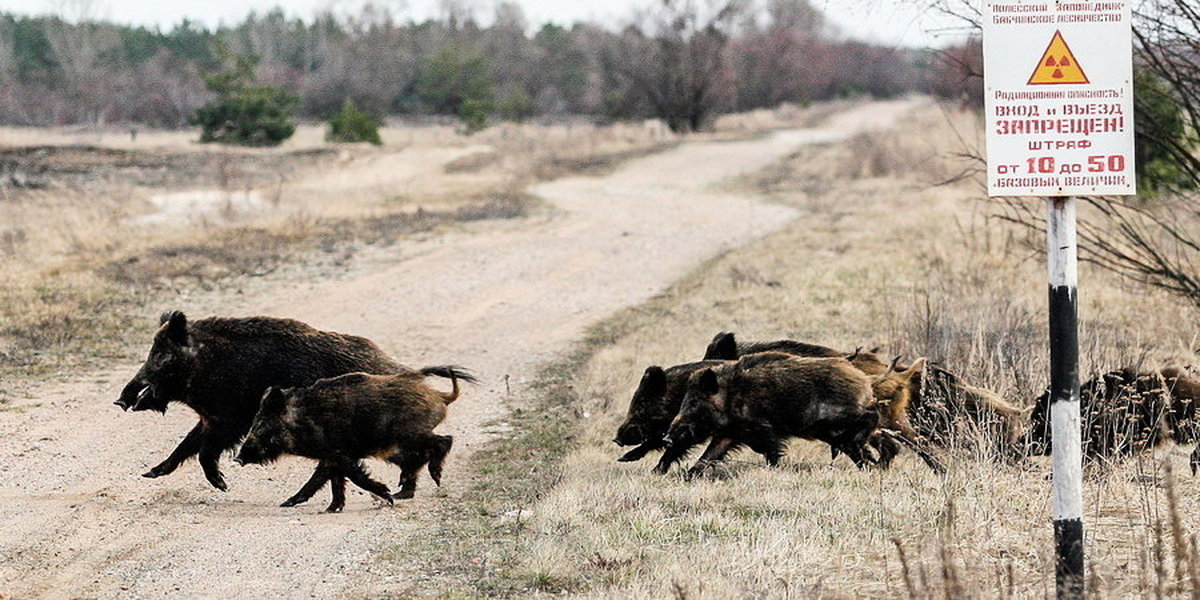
[463,103,1200,598]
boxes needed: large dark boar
[115,310,466,497]
[234,370,462,513]
[660,352,880,476]
[612,360,725,463]
[1027,366,1200,469]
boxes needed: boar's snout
[129,383,163,413]
[116,379,152,411]
[614,423,645,446]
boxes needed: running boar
[115,310,466,499]
[613,361,725,463]
[660,352,880,476]
[235,369,463,513]
[1027,366,1200,469]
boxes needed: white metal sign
[983,1,1136,197]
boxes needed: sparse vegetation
[325,99,382,145]
[438,103,1199,597]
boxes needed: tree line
[0,0,935,132]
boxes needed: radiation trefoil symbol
[1028,30,1089,85]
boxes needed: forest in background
[0,0,954,129]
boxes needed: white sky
[0,0,974,48]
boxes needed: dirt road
[0,100,915,598]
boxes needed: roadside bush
[326,99,382,145]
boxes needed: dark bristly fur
[662,352,880,477]
[1027,366,1200,469]
[235,370,462,512]
[115,310,472,501]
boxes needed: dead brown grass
[492,103,1200,598]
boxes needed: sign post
[982,2,1136,597]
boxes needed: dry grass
[484,104,1200,598]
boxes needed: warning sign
[983,2,1136,197]
[1028,31,1088,85]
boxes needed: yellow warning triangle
[1029,30,1089,85]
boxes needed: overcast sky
[0,0,972,48]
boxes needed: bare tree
[608,0,747,133]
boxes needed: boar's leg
[143,422,204,479]
[652,439,700,475]
[685,437,742,478]
[617,440,664,463]
[196,423,243,492]
[868,433,901,469]
[425,435,453,487]
[340,460,394,507]
[388,434,453,500]
[389,448,426,500]
[326,473,347,513]
[740,425,784,467]
[281,463,332,507]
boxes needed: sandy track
[0,100,915,599]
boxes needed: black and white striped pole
[1047,196,1083,598]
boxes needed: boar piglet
[235,370,465,513]
[613,361,725,464]
[661,352,880,477]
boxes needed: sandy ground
[0,99,916,599]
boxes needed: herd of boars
[115,312,1200,513]
[614,332,1200,477]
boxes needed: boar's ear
[704,332,738,360]
[260,387,287,413]
[697,368,720,396]
[895,358,927,383]
[641,366,667,395]
[160,311,189,346]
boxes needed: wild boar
[612,360,726,463]
[115,310,469,500]
[703,331,844,362]
[1027,366,1200,469]
[234,370,464,512]
[660,352,880,476]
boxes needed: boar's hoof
[324,503,344,514]
[206,474,228,492]
[392,489,416,500]
[142,465,173,478]
[280,496,308,508]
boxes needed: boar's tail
[419,366,477,405]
